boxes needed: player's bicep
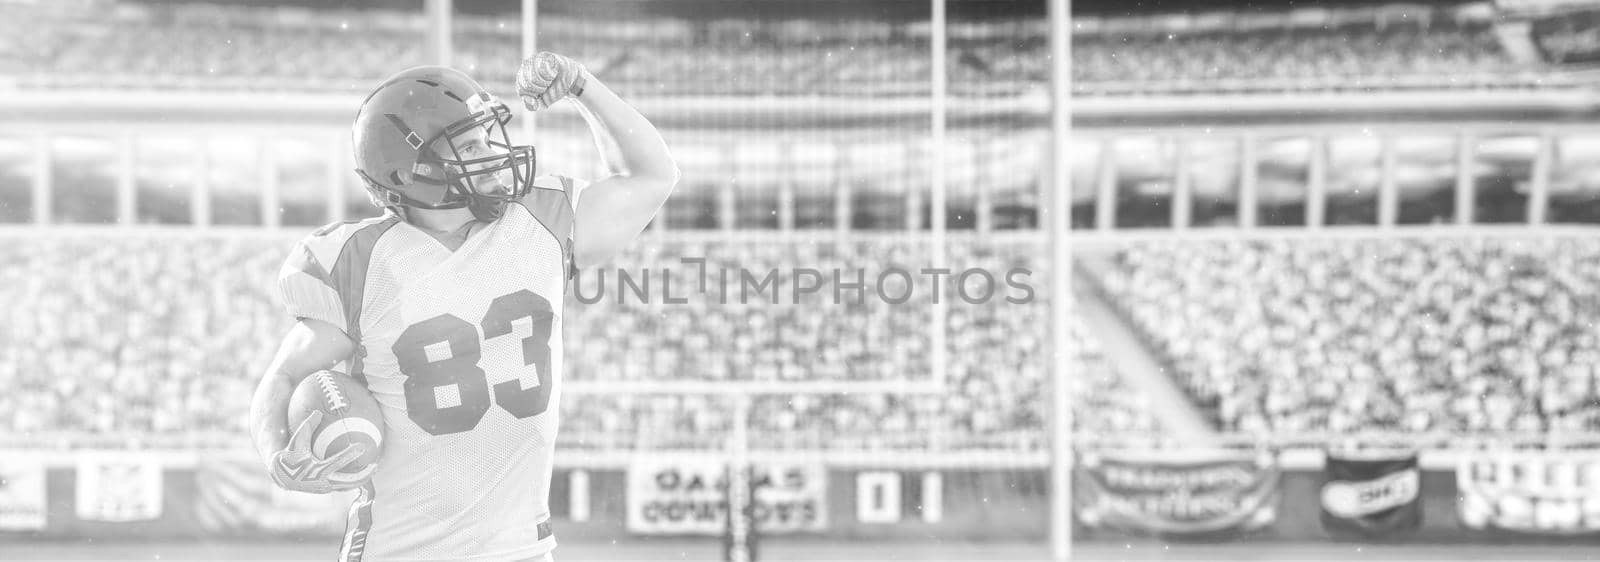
[572,173,672,266]
[251,318,354,459]
[265,319,356,387]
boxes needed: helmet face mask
[352,66,538,222]
[423,103,536,221]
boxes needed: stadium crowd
[0,236,279,437]
[9,4,958,96]
[0,2,1562,97]
[564,239,936,384]
[1092,237,1600,435]
[0,235,1153,451]
[1074,21,1535,95]
[561,240,1156,451]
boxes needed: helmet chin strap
[383,186,471,211]
[357,169,468,214]
[467,197,510,221]
[405,182,516,224]
[366,175,509,225]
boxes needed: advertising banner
[1076,449,1280,537]
[0,457,46,530]
[1319,448,1422,537]
[626,459,826,535]
[1458,451,1600,535]
[194,457,357,535]
[75,453,163,522]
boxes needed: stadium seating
[563,239,1154,451]
[1073,22,1540,95]
[0,236,278,437]
[0,2,1561,97]
[1089,237,1600,434]
[0,234,1153,451]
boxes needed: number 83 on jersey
[392,289,556,436]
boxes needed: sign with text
[626,459,825,535]
[1319,449,1422,537]
[1459,451,1600,535]
[1077,449,1280,537]
[75,453,163,522]
[0,457,46,530]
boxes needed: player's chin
[473,177,512,196]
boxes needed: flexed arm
[517,52,679,267]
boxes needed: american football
[286,370,385,478]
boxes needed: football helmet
[352,66,536,220]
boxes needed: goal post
[724,396,756,562]
[1048,0,1074,559]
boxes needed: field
[5,540,1600,561]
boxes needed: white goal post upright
[726,395,754,562]
[521,0,538,139]
[426,0,453,66]
[1048,0,1074,559]
[930,0,949,390]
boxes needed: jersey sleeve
[518,175,581,271]
[276,240,347,334]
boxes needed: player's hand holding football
[267,411,371,494]
[515,51,589,111]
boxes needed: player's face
[440,125,512,196]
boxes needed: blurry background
[4,0,1600,559]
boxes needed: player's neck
[402,207,483,252]
[404,207,477,233]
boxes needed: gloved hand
[266,411,372,494]
[516,51,590,112]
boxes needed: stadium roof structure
[1073,0,1480,16]
[118,0,1046,20]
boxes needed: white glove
[267,411,372,494]
[516,51,589,112]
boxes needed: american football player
[247,52,678,562]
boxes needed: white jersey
[277,176,578,562]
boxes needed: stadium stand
[1073,20,1539,95]
[0,235,1153,451]
[1087,237,1600,435]
[566,239,935,384]
[0,237,276,437]
[0,2,1571,97]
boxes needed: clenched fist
[516,51,589,112]
[266,411,372,494]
